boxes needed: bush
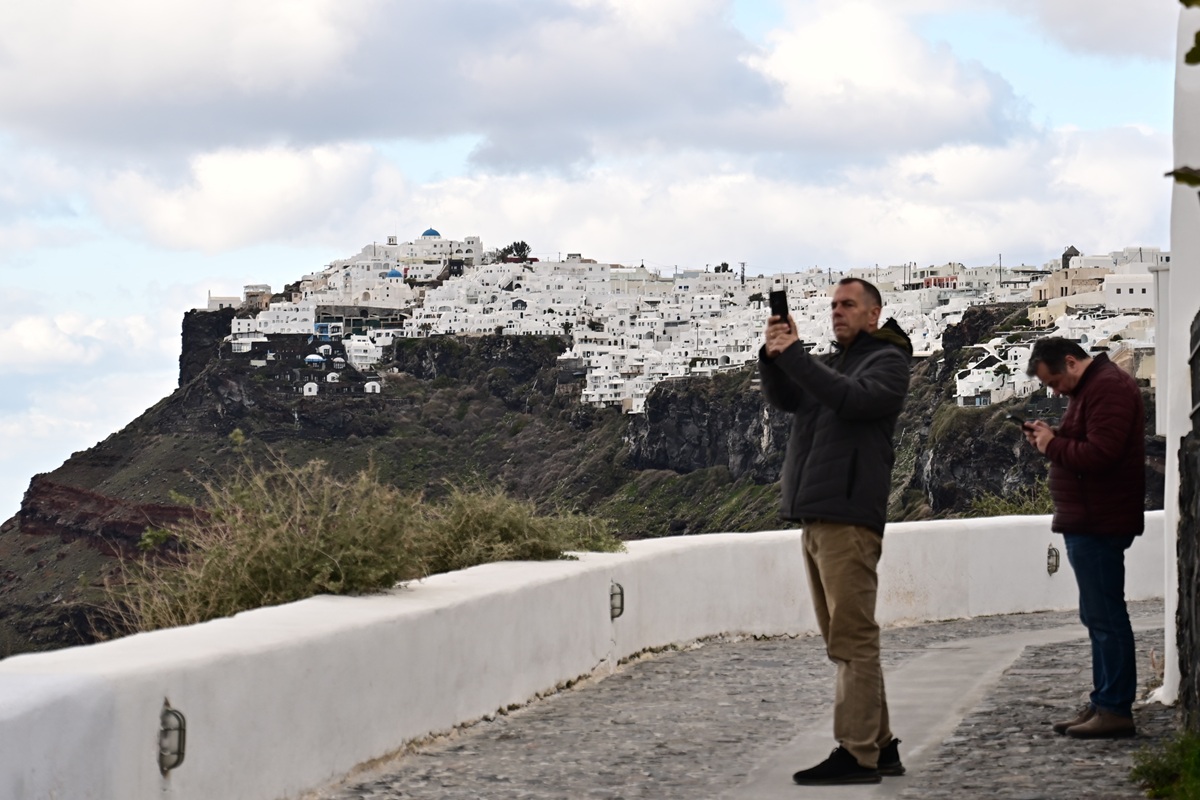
[108,454,622,634]
[1131,730,1200,799]
[422,484,620,574]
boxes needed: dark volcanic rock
[17,476,196,552]
[625,369,788,483]
[938,303,1026,379]
[180,307,236,387]
[1181,433,1200,731]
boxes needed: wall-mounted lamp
[158,699,186,776]
[1047,544,1061,576]
[610,582,625,620]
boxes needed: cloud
[732,1,1021,156]
[0,1,372,132]
[0,0,1173,265]
[0,0,1025,170]
[89,144,381,251]
[1005,0,1180,62]
[5,308,180,376]
[358,124,1170,271]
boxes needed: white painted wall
[1161,5,1200,703]
[0,513,1164,800]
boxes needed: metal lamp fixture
[158,699,186,776]
[610,581,625,620]
[1046,544,1061,576]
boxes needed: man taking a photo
[760,277,912,785]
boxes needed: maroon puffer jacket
[1044,353,1145,536]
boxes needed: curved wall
[0,512,1164,800]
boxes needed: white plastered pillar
[1159,5,1200,704]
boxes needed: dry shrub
[108,454,621,634]
[423,484,620,574]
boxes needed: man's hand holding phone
[765,315,798,357]
[1008,411,1054,452]
[765,288,798,358]
[1023,418,1055,453]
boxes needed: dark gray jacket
[759,319,912,534]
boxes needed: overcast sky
[0,0,1184,518]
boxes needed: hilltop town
[208,229,1164,413]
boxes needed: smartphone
[769,289,789,321]
[1006,412,1031,428]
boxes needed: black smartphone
[769,289,789,320]
[1006,412,1030,428]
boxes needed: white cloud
[739,1,1018,153]
[91,144,380,251]
[0,0,1030,168]
[6,309,180,375]
[1006,0,1179,62]
[0,1,371,109]
[355,124,1170,271]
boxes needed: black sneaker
[792,746,882,786]
[878,738,905,776]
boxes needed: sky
[0,0,1184,519]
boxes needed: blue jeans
[1063,533,1137,718]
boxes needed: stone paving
[312,601,1175,800]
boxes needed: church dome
[387,268,404,278]
[421,228,441,237]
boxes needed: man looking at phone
[1023,337,1145,739]
[759,277,912,786]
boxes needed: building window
[1116,288,1121,294]
[1142,288,1147,294]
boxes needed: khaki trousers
[802,521,893,768]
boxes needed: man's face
[830,282,881,346]
[1035,356,1084,395]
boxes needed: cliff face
[179,307,236,387]
[0,305,1165,656]
[625,369,788,483]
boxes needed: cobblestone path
[311,601,1173,800]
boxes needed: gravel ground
[311,600,1174,800]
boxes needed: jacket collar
[831,318,913,357]
[831,329,875,355]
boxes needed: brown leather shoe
[1066,709,1136,739]
[1052,705,1094,735]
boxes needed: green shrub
[422,484,621,574]
[109,455,622,634]
[1131,730,1200,799]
